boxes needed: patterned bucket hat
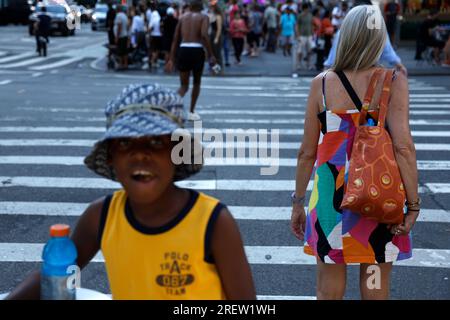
[84,83,203,181]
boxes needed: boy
[6,83,256,300]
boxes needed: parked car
[91,3,108,31]
[29,3,76,36]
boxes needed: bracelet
[291,192,305,206]
[405,197,421,207]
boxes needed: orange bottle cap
[50,224,70,237]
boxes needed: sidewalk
[92,41,450,77]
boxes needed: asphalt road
[0,25,449,300]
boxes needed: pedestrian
[280,6,296,56]
[148,1,163,70]
[241,3,250,56]
[247,3,263,57]
[106,2,117,48]
[5,83,256,300]
[208,1,224,71]
[417,9,445,65]
[331,0,348,32]
[296,3,314,69]
[264,0,279,53]
[130,8,146,58]
[443,35,450,67]
[320,9,334,61]
[113,4,129,70]
[223,3,231,66]
[34,5,51,57]
[166,0,216,121]
[384,0,400,47]
[316,0,326,19]
[291,5,419,300]
[312,8,325,71]
[230,10,249,64]
[161,7,178,69]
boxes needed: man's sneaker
[187,112,201,121]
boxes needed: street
[0,24,449,299]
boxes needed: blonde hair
[332,5,387,72]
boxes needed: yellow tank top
[99,189,226,300]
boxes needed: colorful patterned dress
[303,70,412,264]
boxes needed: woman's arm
[5,198,104,300]
[291,76,322,240]
[386,71,419,235]
[211,207,256,300]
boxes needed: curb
[90,56,450,78]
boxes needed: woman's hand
[291,203,307,241]
[389,211,419,236]
[165,59,174,73]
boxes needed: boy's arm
[5,197,105,300]
[71,196,105,269]
[211,207,256,300]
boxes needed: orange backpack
[340,69,405,225]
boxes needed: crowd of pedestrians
[102,0,352,72]
[102,0,450,72]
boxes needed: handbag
[340,69,405,225]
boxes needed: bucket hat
[84,83,202,181]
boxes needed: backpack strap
[359,68,383,125]
[321,69,331,111]
[335,70,363,110]
[378,69,395,128]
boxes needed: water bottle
[41,224,78,300]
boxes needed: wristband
[291,192,305,205]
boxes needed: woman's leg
[233,38,243,63]
[316,258,347,300]
[359,262,393,300]
[232,37,239,62]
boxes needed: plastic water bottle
[41,224,78,300]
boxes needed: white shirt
[131,15,145,46]
[114,12,128,38]
[281,4,298,14]
[146,9,152,28]
[150,10,162,37]
[131,15,145,33]
[331,6,346,28]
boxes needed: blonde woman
[291,5,419,300]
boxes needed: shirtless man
[166,0,216,121]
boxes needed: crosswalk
[0,43,106,72]
[0,76,449,299]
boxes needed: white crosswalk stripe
[0,77,449,300]
[1,156,450,171]
[1,202,448,223]
[2,127,450,137]
[0,42,106,71]
[0,176,447,193]
[0,243,449,268]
